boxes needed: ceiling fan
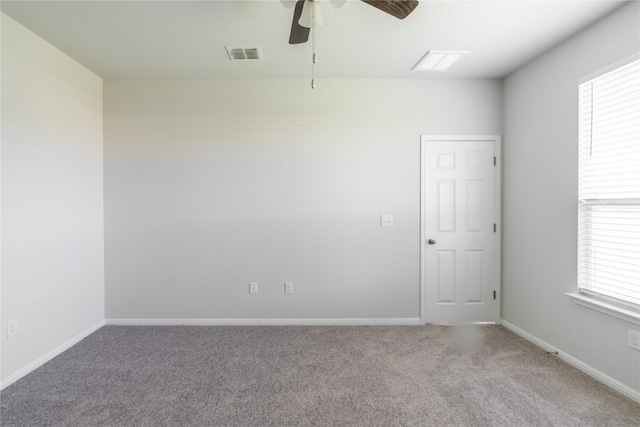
[287,0,419,44]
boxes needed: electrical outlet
[7,319,18,338]
[285,281,293,294]
[249,282,258,294]
[628,329,640,351]
[381,215,394,227]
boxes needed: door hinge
[493,290,497,300]
[493,223,496,233]
[493,156,496,166]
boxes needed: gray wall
[502,1,640,393]
[1,14,104,384]
[104,78,502,320]
[3,0,637,399]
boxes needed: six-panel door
[424,140,498,323]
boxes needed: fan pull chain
[311,27,317,89]
[312,52,317,89]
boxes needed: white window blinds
[578,59,640,306]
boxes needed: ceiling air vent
[226,47,262,61]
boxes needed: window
[573,57,640,322]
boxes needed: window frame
[567,54,640,325]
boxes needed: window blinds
[578,59,640,306]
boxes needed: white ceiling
[0,0,630,79]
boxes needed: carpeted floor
[1,325,638,426]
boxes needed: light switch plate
[381,215,394,227]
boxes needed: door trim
[420,135,502,324]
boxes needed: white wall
[104,78,502,321]
[502,2,640,394]
[1,14,104,385]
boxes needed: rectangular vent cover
[226,47,262,61]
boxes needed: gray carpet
[1,325,638,426]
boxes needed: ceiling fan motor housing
[288,0,419,45]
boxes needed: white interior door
[421,136,500,323]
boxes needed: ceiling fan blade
[289,0,310,44]
[361,0,419,19]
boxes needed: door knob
[428,239,436,245]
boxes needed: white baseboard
[1,320,105,391]
[106,317,423,326]
[501,319,640,403]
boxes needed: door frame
[420,135,502,324]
